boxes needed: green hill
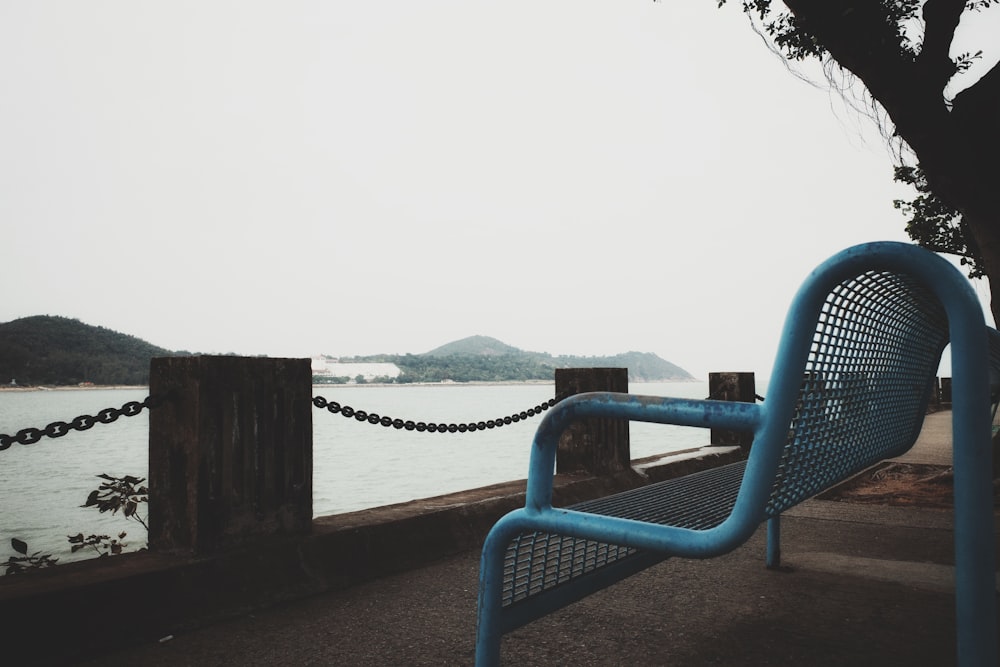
[555,351,693,383]
[0,316,174,386]
[0,319,695,386]
[357,335,695,383]
[425,335,522,357]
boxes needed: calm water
[0,381,712,568]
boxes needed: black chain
[0,390,568,451]
[0,394,169,451]
[312,393,569,433]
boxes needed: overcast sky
[3,1,997,381]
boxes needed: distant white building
[311,357,401,380]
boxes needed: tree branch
[918,0,964,88]
[952,58,1000,169]
[953,58,1000,117]
[780,0,959,197]
[781,0,907,71]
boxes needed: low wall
[0,446,742,664]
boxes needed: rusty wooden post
[708,372,756,449]
[554,368,629,476]
[148,356,313,555]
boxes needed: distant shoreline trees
[0,315,174,386]
[332,350,694,385]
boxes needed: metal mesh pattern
[502,461,746,606]
[765,270,948,515]
[500,270,952,610]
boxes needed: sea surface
[0,381,716,568]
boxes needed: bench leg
[476,514,524,667]
[951,392,999,666]
[766,516,781,569]
[476,543,505,667]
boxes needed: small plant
[4,473,148,575]
[3,538,59,575]
[67,531,129,557]
[81,473,149,531]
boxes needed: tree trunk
[961,208,1000,326]
[950,64,1000,325]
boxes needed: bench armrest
[525,391,763,512]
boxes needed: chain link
[0,394,169,451]
[312,393,569,434]
[0,389,568,451]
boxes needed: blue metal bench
[475,241,999,666]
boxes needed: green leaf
[82,490,100,507]
[11,538,27,555]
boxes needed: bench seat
[503,460,745,613]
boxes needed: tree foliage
[393,353,555,383]
[893,164,983,277]
[376,349,694,384]
[333,335,695,384]
[720,0,1000,318]
[0,315,176,386]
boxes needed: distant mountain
[366,335,695,383]
[0,318,695,387]
[425,335,522,357]
[0,315,174,386]
[563,351,693,383]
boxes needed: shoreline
[313,378,700,389]
[0,385,148,393]
[0,378,701,393]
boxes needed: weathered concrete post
[708,372,756,449]
[929,377,942,409]
[940,377,953,407]
[554,368,629,475]
[148,356,313,555]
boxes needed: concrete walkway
[893,409,956,467]
[72,410,998,667]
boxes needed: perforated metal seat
[502,460,745,609]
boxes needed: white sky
[2,1,997,381]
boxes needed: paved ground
[897,408,957,467]
[72,411,998,666]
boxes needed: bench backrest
[760,257,955,516]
